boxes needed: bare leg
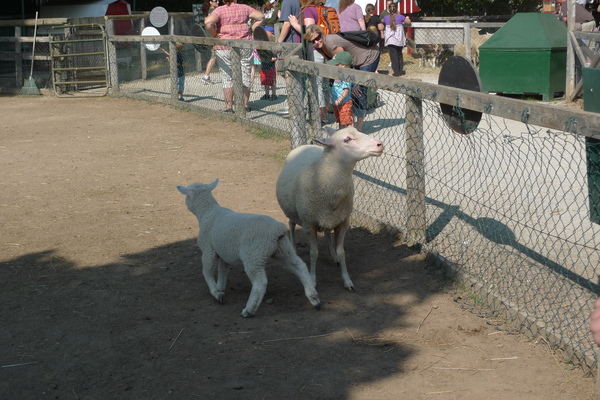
[223,87,233,110]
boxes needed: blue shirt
[331,79,351,105]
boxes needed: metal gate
[49,24,108,97]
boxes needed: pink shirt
[338,3,363,32]
[212,3,255,49]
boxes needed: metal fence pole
[405,94,426,246]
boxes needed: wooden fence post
[405,94,427,246]
[286,67,307,148]
[231,47,245,116]
[169,40,177,101]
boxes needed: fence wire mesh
[109,33,600,372]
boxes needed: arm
[403,16,412,25]
[377,22,384,38]
[358,17,366,30]
[278,21,292,42]
[205,14,218,37]
[249,10,265,31]
[335,88,349,106]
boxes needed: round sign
[149,6,169,28]
[141,26,161,51]
[438,56,483,135]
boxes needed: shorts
[215,48,253,89]
[260,67,276,86]
[334,100,353,126]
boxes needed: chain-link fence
[106,31,600,373]
[3,15,600,373]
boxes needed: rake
[19,11,41,96]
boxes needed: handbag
[337,30,380,47]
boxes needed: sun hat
[326,51,352,67]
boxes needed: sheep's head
[177,179,219,212]
[312,127,384,162]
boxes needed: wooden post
[15,26,22,88]
[140,19,147,80]
[405,94,426,246]
[566,0,575,99]
[286,68,308,148]
[231,47,245,116]
[464,23,471,63]
[306,74,322,138]
[169,40,177,101]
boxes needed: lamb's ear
[177,185,193,196]
[207,179,219,191]
[312,137,335,148]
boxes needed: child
[259,50,277,100]
[166,42,186,101]
[326,51,353,129]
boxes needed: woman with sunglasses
[303,24,379,131]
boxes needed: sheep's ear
[312,137,335,148]
[177,185,194,196]
[207,179,219,191]
[323,126,336,137]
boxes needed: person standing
[326,51,354,129]
[288,0,333,123]
[205,0,264,113]
[277,0,301,43]
[555,0,596,31]
[262,0,280,36]
[382,2,410,77]
[200,0,219,84]
[304,24,379,131]
[338,0,366,32]
[379,0,393,19]
[165,42,186,101]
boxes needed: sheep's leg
[333,219,354,291]
[324,231,340,265]
[216,259,230,292]
[308,225,320,287]
[202,253,226,303]
[241,263,268,318]
[274,237,321,310]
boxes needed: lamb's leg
[216,259,230,292]
[201,253,225,302]
[241,263,268,317]
[288,220,296,246]
[274,236,321,310]
[333,219,354,291]
[308,225,320,287]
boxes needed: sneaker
[260,94,270,100]
[245,106,252,112]
[178,97,184,101]
[202,76,212,84]
[270,94,278,100]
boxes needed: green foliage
[420,0,541,17]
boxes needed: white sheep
[177,179,321,317]
[275,127,384,291]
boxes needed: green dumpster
[479,13,567,101]
[583,67,600,224]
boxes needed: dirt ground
[0,95,596,399]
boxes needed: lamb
[177,179,321,317]
[275,127,384,291]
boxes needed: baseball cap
[326,51,352,67]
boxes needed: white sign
[149,6,169,28]
[141,26,161,51]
